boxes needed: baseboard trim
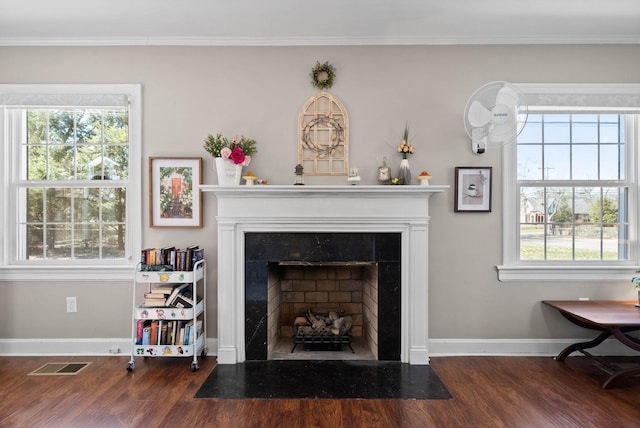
[0,338,219,357]
[0,337,635,358]
[428,338,639,357]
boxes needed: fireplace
[245,233,400,360]
[200,185,447,365]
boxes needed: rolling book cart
[127,259,206,371]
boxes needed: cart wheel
[191,362,199,371]
[126,361,134,371]
[201,348,207,358]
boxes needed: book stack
[142,284,174,306]
[140,245,204,272]
[142,282,203,308]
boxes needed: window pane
[76,110,103,144]
[73,188,100,222]
[572,145,598,180]
[574,225,601,260]
[46,188,72,222]
[25,188,44,222]
[48,145,75,180]
[76,145,103,179]
[46,224,72,259]
[74,224,100,258]
[105,145,129,180]
[544,145,570,179]
[26,145,47,180]
[27,110,47,144]
[520,223,545,260]
[544,115,570,143]
[104,110,129,143]
[518,114,542,144]
[25,224,43,259]
[572,115,598,143]
[600,145,623,180]
[517,145,542,180]
[103,224,126,259]
[102,188,126,223]
[48,111,75,145]
[600,121,621,143]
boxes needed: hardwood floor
[1,355,639,427]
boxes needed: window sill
[496,265,638,282]
[0,264,136,282]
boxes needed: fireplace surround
[200,185,447,365]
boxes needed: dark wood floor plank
[1,355,639,427]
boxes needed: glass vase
[399,158,411,185]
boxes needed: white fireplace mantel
[200,185,448,364]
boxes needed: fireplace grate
[291,331,354,353]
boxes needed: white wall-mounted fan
[463,81,528,154]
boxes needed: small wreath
[310,61,336,90]
[301,114,344,156]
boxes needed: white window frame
[0,84,141,281]
[497,83,640,282]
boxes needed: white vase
[399,158,411,185]
[215,157,242,186]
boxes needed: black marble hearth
[195,360,452,400]
[244,232,401,361]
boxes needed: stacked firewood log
[294,308,353,336]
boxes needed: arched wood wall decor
[298,92,349,176]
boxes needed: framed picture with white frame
[454,166,492,212]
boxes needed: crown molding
[0,35,639,47]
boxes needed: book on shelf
[143,296,168,307]
[164,283,191,305]
[150,321,158,345]
[167,284,202,308]
[148,284,175,296]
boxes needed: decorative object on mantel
[298,92,349,176]
[294,163,305,185]
[377,157,390,185]
[310,61,336,90]
[203,133,257,186]
[348,167,361,185]
[397,124,415,185]
[631,271,640,307]
[243,171,258,186]
[418,171,432,186]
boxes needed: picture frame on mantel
[149,157,202,228]
[454,166,492,212]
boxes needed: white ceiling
[1,0,639,46]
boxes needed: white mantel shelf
[200,184,448,197]
[201,184,449,365]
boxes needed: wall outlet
[66,296,77,313]
[108,346,120,354]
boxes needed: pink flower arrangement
[204,133,257,167]
[229,147,248,166]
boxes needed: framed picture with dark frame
[454,167,492,212]
[149,157,202,228]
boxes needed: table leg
[555,330,611,361]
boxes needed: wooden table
[542,300,640,389]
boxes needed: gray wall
[1,45,639,349]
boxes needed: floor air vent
[29,362,91,376]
